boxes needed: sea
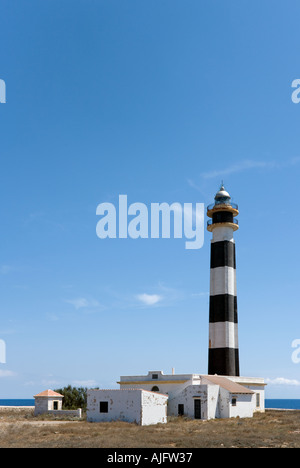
[265,399,300,410]
[0,399,35,406]
[0,399,300,409]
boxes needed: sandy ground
[0,407,300,448]
[0,406,79,426]
[0,420,77,426]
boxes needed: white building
[34,389,82,418]
[34,389,64,416]
[118,370,266,420]
[87,388,168,426]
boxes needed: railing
[207,202,238,211]
[207,219,238,227]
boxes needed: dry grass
[0,408,300,448]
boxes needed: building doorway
[178,404,184,416]
[194,399,201,419]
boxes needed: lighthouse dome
[214,184,231,205]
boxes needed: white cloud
[46,313,59,321]
[191,292,209,297]
[0,265,17,275]
[65,297,101,310]
[72,380,98,387]
[24,377,61,387]
[41,379,61,387]
[0,370,15,378]
[24,380,37,386]
[265,377,300,386]
[201,160,273,179]
[199,156,300,180]
[136,293,163,306]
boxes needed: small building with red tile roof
[34,389,64,415]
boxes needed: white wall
[242,386,265,413]
[118,372,265,420]
[218,388,255,419]
[119,371,200,400]
[34,397,63,416]
[87,389,168,426]
[141,391,168,425]
[228,377,266,413]
[169,384,256,420]
[229,393,254,419]
[218,387,230,418]
[168,385,219,420]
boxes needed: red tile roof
[34,389,64,398]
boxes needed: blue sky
[1,0,300,399]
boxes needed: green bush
[54,385,87,410]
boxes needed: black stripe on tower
[209,295,238,323]
[210,240,236,269]
[212,211,234,224]
[208,349,239,377]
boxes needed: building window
[232,397,237,406]
[178,404,184,416]
[151,386,159,392]
[100,401,109,413]
[256,393,260,408]
[152,374,158,380]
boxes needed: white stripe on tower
[209,321,239,349]
[207,184,240,376]
[210,267,237,297]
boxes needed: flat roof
[88,388,168,397]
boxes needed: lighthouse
[207,184,240,376]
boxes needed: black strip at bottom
[208,348,240,376]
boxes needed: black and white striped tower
[207,184,240,376]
